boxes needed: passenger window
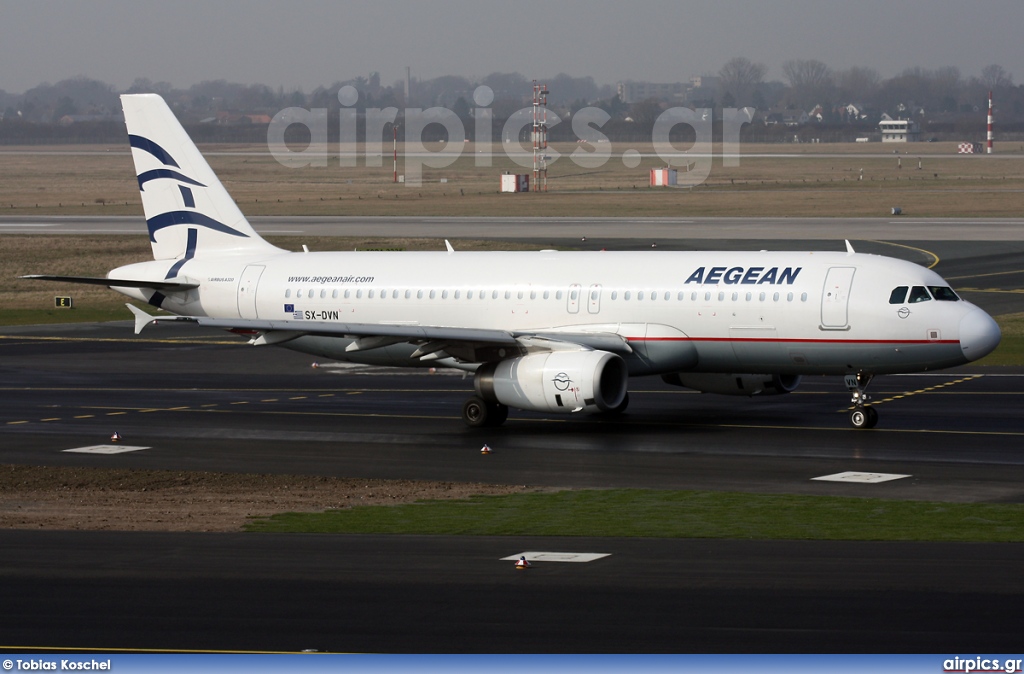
[320,289,326,299]
[638,291,645,300]
[556,291,563,300]
[368,290,375,299]
[889,286,908,304]
[332,289,339,299]
[285,289,292,298]
[929,286,960,301]
[429,290,436,299]
[801,292,808,302]
[611,291,618,300]
[543,290,550,300]
[908,286,932,303]
[442,290,449,299]
[345,289,351,299]
[624,291,631,301]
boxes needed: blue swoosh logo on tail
[147,211,248,242]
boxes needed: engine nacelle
[476,350,628,414]
[662,372,802,396]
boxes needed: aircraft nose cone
[960,309,1001,362]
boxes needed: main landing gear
[845,372,878,429]
[462,396,509,428]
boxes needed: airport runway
[3,214,1024,240]
[2,320,1024,652]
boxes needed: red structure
[532,81,549,192]
[987,90,994,154]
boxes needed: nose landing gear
[845,372,878,429]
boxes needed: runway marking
[40,417,60,422]
[73,415,95,419]
[863,240,940,269]
[840,374,983,412]
[501,552,611,563]
[63,444,150,454]
[946,269,1024,281]
[812,471,910,484]
[6,420,29,425]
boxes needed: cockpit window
[908,286,932,303]
[889,286,908,304]
[928,286,960,301]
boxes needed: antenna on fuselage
[845,240,856,254]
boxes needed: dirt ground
[0,464,529,532]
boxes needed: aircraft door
[567,284,581,314]
[587,284,602,314]
[237,265,265,319]
[821,266,855,329]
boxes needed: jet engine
[662,372,801,396]
[475,350,628,414]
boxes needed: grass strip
[244,489,1024,542]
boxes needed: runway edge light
[110,431,122,442]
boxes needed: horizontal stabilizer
[21,275,199,291]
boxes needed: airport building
[879,118,921,142]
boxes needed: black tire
[864,406,879,429]
[487,401,509,426]
[462,396,489,428]
[850,407,877,429]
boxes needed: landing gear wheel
[849,406,878,429]
[462,396,508,428]
[462,396,489,428]
[845,372,879,430]
[488,401,509,426]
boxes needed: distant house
[783,111,809,126]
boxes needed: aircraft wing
[21,275,200,291]
[126,305,632,355]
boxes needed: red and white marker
[480,444,492,455]
[110,431,122,442]
[515,556,531,569]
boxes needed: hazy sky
[2,0,1021,93]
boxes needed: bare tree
[782,59,834,109]
[718,57,767,108]
[835,66,881,104]
[981,64,1013,89]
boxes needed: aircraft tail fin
[120,94,283,261]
